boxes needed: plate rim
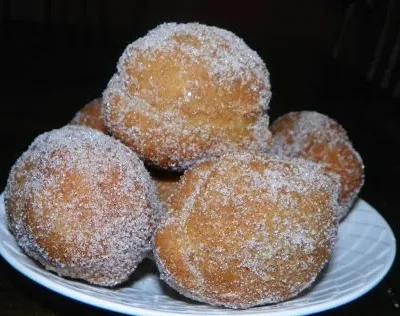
[0,193,396,316]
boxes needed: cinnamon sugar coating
[153,153,339,308]
[71,98,108,133]
[5,125,160,286]
[103,22,272,170]
[269,111,364,219]
[150,170,182,206]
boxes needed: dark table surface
[0,22,399,315]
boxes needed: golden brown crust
[303,141,363,206]
[270,111,349,145]
[150,170,182,205]
[103,23,272,170]
[5,125,159,286]
[71,98,108,134]
[269,111,364,219]
[153,153,339,308]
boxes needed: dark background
[0,0,399,315]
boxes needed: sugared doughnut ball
[153,153,339,308]
[269,111,364,219]
[71,98,108,133]
[150,170,182,205]
[5,125,159,286]
[103,22,272,170]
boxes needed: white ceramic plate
[0,194,396,316]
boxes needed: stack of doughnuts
[5,22,364,309]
